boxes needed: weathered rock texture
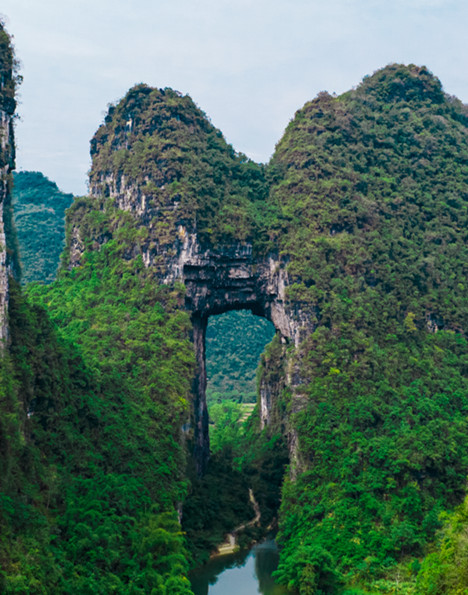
[73,211,310,472]
[0,24,17,345]
[73,85,314,472]
[165,234,313,470]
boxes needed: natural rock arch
[80,84,317,474]
[180,239,292,474]
[68,209,308,473]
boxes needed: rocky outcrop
[78,191,313,472]
[0,24,17,345]
[78,85,317,473]
[175,237,302,473]
[76,204,313,472]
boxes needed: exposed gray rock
[74,194,314,472]
[0,28,17,346]
[80,88,319,473]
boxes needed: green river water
[190,540,290,594]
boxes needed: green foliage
[416,496,468,594]
[270,64,468,335]
[90,85,269,248]
[185,327,287,566]
[1,212,196,591]
[267,64,468,590]
[0,20,19,113]
[240,429,289,534]
[183,407,288,566]
[182,450,253,565]
[275,331,468,588]
[26,220,195,504]
[10,169,279,582]
[206,311,275,404]
[12,171,74,284]
[208,401,245,452]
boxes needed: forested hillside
[2,277,194,593]
[1,25,195,592]
[268,64,468,592]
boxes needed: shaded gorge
[182,310,288,569]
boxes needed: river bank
[212,488,261,557]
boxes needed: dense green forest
[2,21,468,593]
[2,276,195,593]
[0,34,197,584]
[267,64,468,593]
[2,170,198,592]
[8,170,279,585]
[89,84,270,249]
[12,171,74,284]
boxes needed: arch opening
[206,310,275,405]
[191,308,276,474]
[206,310,275,454]
[180,244,292,473]
[182,308,289,562]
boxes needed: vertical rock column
[0,24,16,345]
[191,314,210,475]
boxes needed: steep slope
[268,64,468,591]
[87,84,268,252]
[12,171,74,284]
[0,21,18,342]
[22,197,197,591]
[0,28,195,594]
[269,64,467,334]
[2,279,194,593]
[67,85,292,474]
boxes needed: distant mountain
[206,311,274,404]
[12,171,74,284]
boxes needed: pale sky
[2,0,468,195]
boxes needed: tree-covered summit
[269,62,468,336]
[355,63,446,104]
[267,64,468,592]
[90,84,268,246]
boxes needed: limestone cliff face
[74,201,312,471]
[75,85,316,472]
[0,24,17,345]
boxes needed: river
[190,539,290,594]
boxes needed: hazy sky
[2,0,468,195]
